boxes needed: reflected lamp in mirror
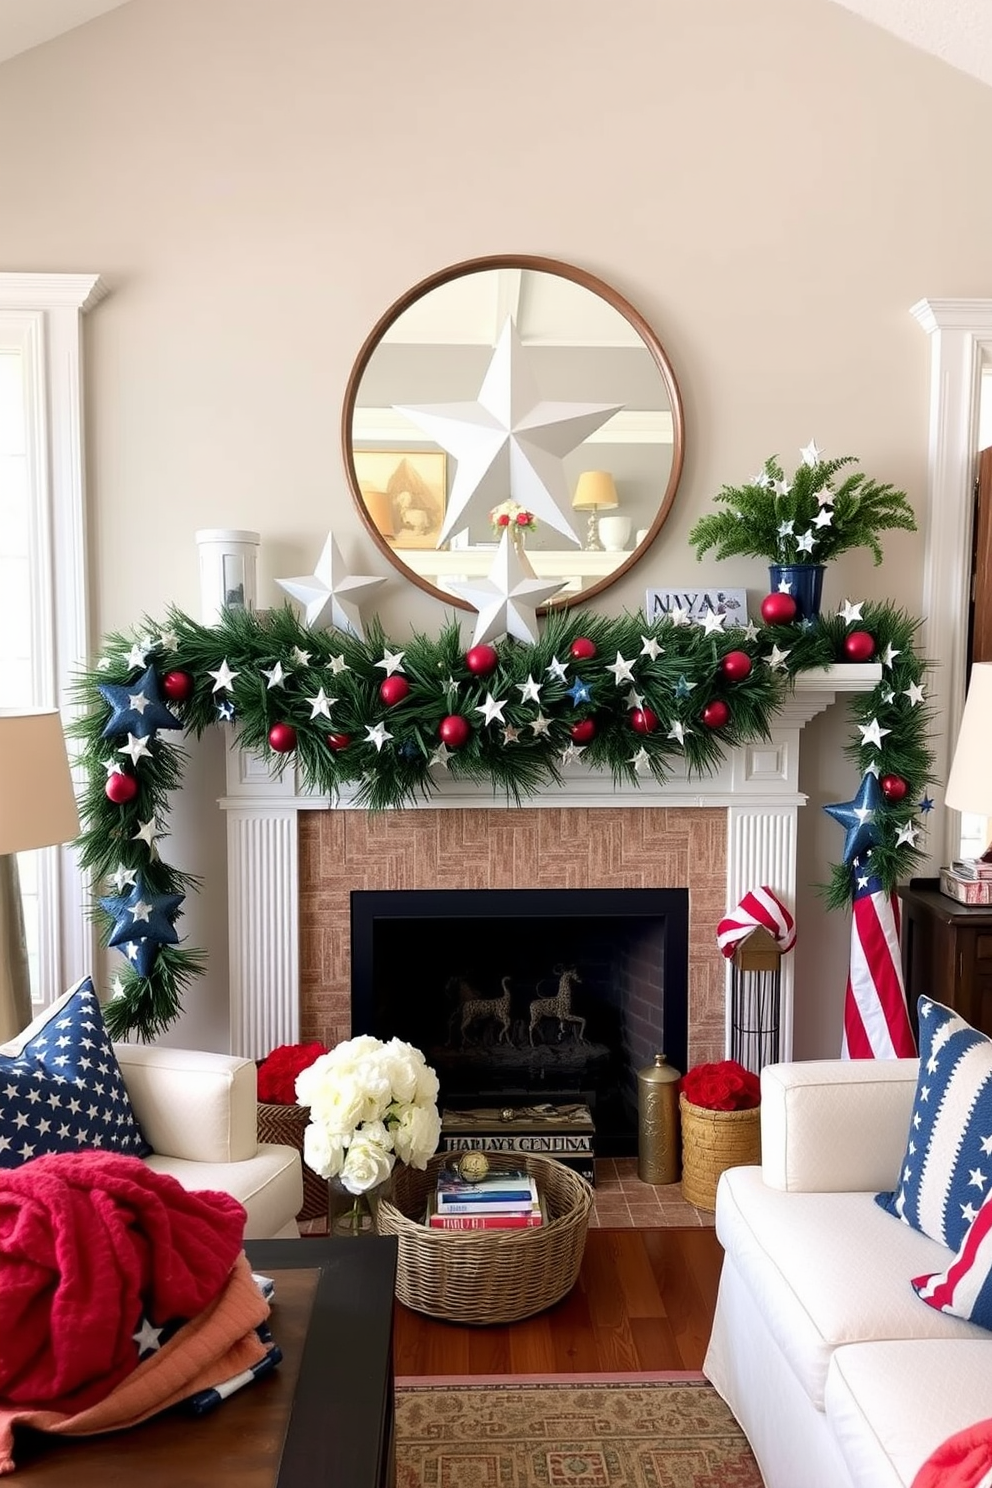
[362,488,396,542]
[945,662,992,862]
[0,710,80,1037]
[572,470,619,552]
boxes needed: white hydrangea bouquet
[295,1034,441,1199]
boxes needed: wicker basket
[679,1094,761,1211]
[375,1152,594,1325]
[256,1101,328,1223]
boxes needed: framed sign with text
[645,587,749,626]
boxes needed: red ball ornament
[465,644,498,677]
[439,714,471,749]
[105,771,138,805]
[326,732,351,752]
[571,718,596,744]
[760,592,798,626]
[720,650,753,682]
[379,674,410,707]
[629,707,659,735]
[569,637,597,661]
[162,669,193,702]
[701,699,731,729]
[843,630,876,662]
[268,722,297,753]
[880,774,909,802]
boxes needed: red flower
[681,1059,760,1112]
[515,511,532,526]
[257,1041,329,1105]
[496,513,511,526]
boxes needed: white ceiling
[0,0,988,89]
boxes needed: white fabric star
[396,317,622,546]
[155,629,179,651]
[667,603,692,627]
[429,743,453,768]
[639,635,664,660]
[125,640,151,670]
[118,734,153,766]
[904,681,925,706]
[276,532,386,638]
[858,717,892,749]
[103,758,124,778]
[516,675,543,704]
[208,659,239,694]
[133,1317,164,1355]
[501,724,521,744]
[375,649,406,677]
[307,687,335,720]
[261,662,288,689]
[772,479,791,497]
[816,487,834,508]
[606,652,637,685]
[630,748,651,774]
[881,643,901,668]
[777,520,795,539]
[448,531,564,646]
[475,693,508,725]
[546,656,569,683]
[800,439,823,467]
[895,822,920,847]
[327,654,350,674]
[837,599,864,625]
[132,818,160,852]
[559,742,586,765]
[698,611,726,636]
[624,687,645,710]
[740,620,760,643]
[796,530,816,554]
[776,579,793,595]
[128,691,150,716]
[289,646,311,668]
[363,722,393,752]
[530,712,552,736]
[767,645,791,670]
[110,866,138,892]
[812,508,834,529]
[667,721,687,744]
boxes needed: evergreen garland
[71,599,935,1041]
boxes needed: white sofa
[115,1042,303,1240]
[704,1059,992,1488]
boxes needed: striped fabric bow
[716,887,796,960]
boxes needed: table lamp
[945,661,992,861]
[0,709,80,1037]
[572,471,619,552]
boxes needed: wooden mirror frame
[340,253,685,611]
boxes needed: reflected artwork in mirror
[341,255,685,611]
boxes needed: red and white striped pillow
[913,1188,992,1329]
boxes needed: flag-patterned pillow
[913,1187,992,1329]
[0,977,151,1167]
[876,997,992,1250]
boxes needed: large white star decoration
[837,599,864,625]
[375,649,406,677]
[475,692,508,726]
[363,722,393,752]
[895,821,920,847]
[904,681,925,706]
[261,662,288,689]
[516,675,543,704]
[639,635,664,660]
[276,532,386,639]
[698,611,726,636]
[448,530,564,646]
[307,688,335,720]
[208,659,239,693]
[858,717,891,749]
[606,653,637,685]
[118,734,153,767]
[800,439,823,467]
[396,317,622,546]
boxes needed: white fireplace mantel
[218,665,881,1059]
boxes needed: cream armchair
[114,1043,304,1240]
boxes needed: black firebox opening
[350,887,688,1157]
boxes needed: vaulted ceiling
[0,0,988,88]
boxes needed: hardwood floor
[392,1227,723,1376]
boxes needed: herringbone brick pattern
[298,807,727,1064]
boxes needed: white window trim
[0,272,107,999]
[911,298,992,868]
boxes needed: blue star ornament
[99,877,184,950]
[566,677,592,707]
[98,666,183,740]
[824,772,884,866]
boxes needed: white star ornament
[396,318,622,547]
[276,532,385,639]
[448,531,564,646]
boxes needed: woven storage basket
[375,1152,594,1325]
[679,1094,761,1211]
[256,1101,328,1223]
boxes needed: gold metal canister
[637,1052,682,1184]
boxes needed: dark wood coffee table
[13,1237,398,1487]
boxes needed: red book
[429,1210,543,1230]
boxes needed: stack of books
[427,1167,544,1230]
[439,1103,596,1186]
[940,860,992,905]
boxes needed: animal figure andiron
[458,975,513,1047]
[528,966,586,1046]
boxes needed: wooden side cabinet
[898,878,992,1038]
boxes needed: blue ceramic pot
[768,564,825,622]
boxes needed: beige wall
[1,0,987,1052]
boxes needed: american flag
[841,856,916,1059]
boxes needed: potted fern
[687,444,917,620]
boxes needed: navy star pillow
[0,976,151,1168]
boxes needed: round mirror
[341,255,684,611]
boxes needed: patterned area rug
[394,1375,763,1487]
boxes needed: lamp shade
[363,488,396,539]
[572,471,619,511]
[0,709,80,855]
[946,663,992,817]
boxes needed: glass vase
[328,1175,390,1237]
